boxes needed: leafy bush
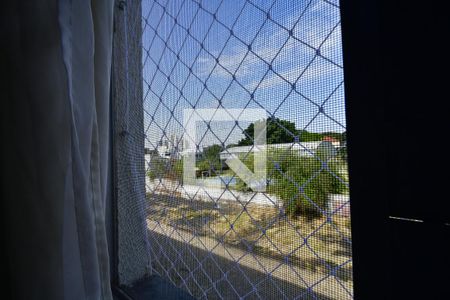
[147,155,183,182]
[269,150,348,217]
[147,155,167,180]
[196,144,224,176]
[171,159,183,181]
[232,153,255,192]
[235,149,348,218]
[196,157,222,175]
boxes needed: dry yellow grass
[147,194,353,281]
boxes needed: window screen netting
[138,0,352,299]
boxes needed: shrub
[268,150,348,217]
[147,155,167,180]
[232,152,255,192]
[196,157,222,176]
[147,155,183,182]
[235,149,348,217]
[170,159,183,182]
[196,144,223,176]
[269,159,331,217]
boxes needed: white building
[155,134,182,159]
[219,141,339,161]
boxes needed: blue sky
[141,0,345,148]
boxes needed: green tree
[225,143,238,149]
[298,130,323,142]
[267,150,348,217]
[147,157,166,179]
[196,144,223,175]
[237,117,298,145]
[147,154,183,182]
[203,144,223,159]
[234,149,348,218]
[237,117,344,145]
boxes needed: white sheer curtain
[2,1,114,299]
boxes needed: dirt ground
[146,192,353,300]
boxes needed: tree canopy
[202,144,223,159]
[237,117,345,145]
[196,144,223,174]
[237,117,297,145]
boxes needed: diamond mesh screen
[140,0,352,299]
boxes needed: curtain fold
[2,1,114,299]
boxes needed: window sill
[113,275,195,300]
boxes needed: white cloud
[245,58,336,91]
[193,1,343,91]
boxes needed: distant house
[147,135,183,160]
[219,141,339,161]
[322,136,340,144]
